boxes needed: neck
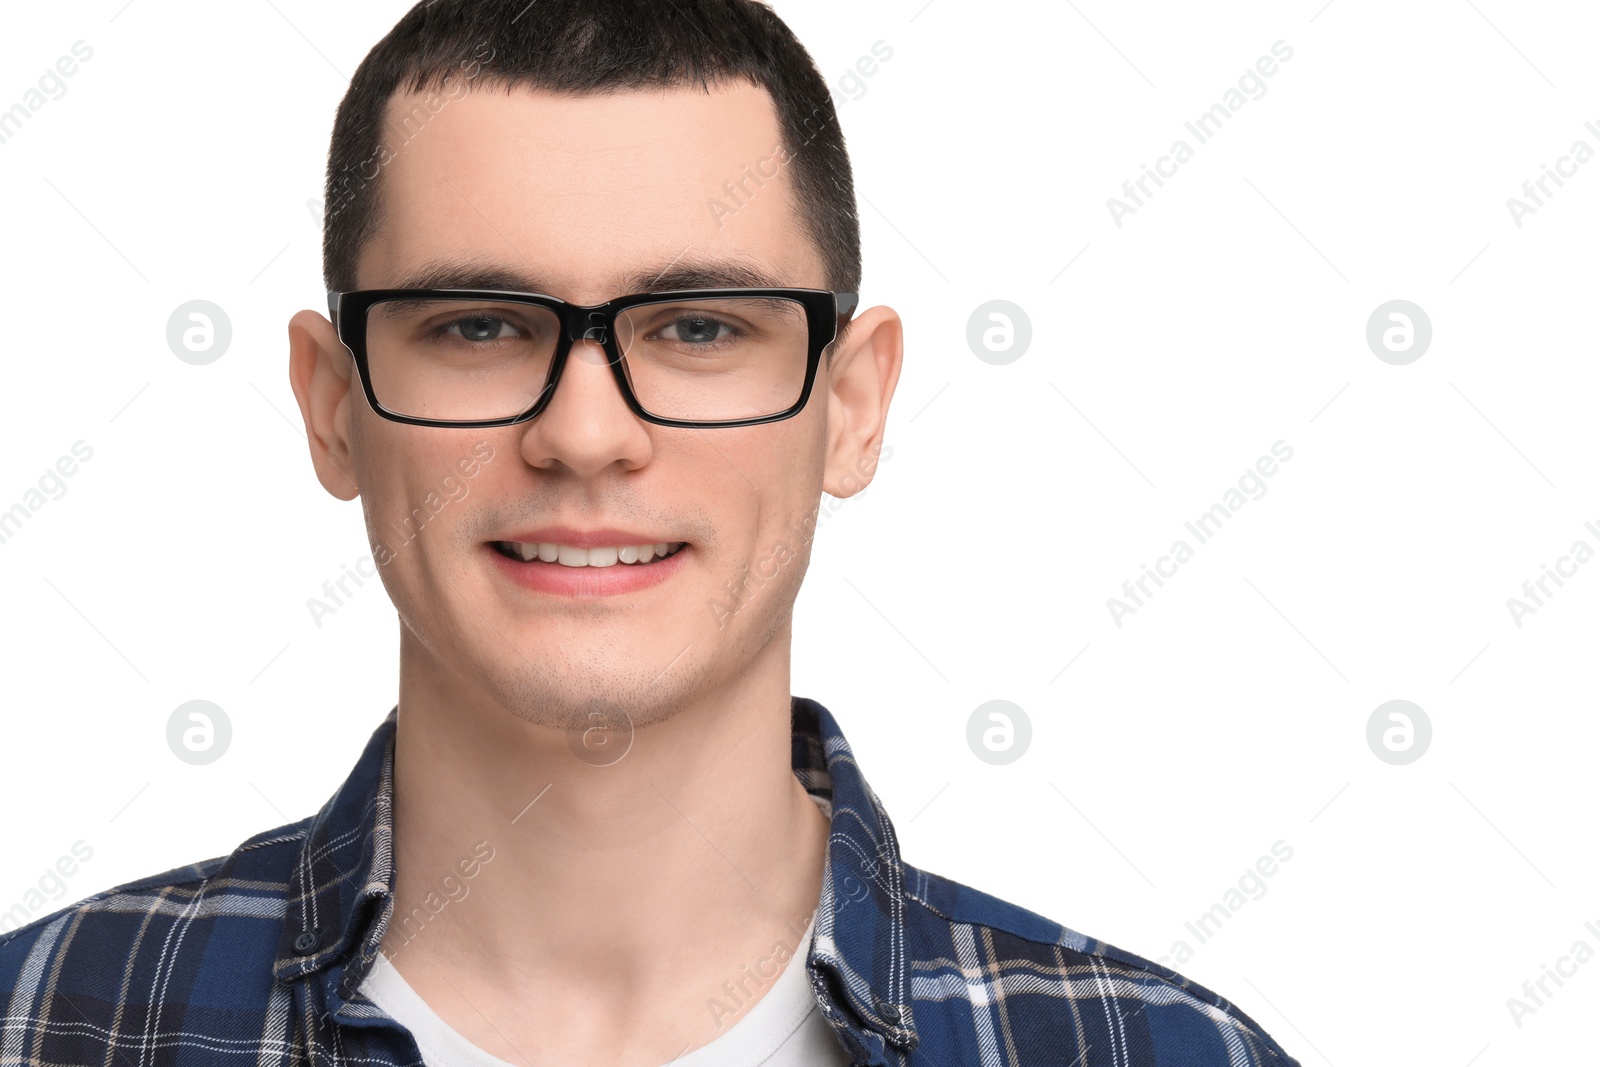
[380,626,830,1007]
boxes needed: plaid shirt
[1,697,1300,1066]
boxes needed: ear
[821,304,903,498]
[287,309,362,502]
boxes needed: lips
[485,534,691,598]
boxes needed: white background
[2,1,1597,1062]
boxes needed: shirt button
[293,930,320,953]
[881,1005,901,1023]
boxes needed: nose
[517,326,652,477]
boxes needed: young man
[0,2,1300,1064]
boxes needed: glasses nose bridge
[565,303,614,347]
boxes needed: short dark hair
[322,0,862,303]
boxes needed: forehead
[357,79,823,301]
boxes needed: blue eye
[661,315,734,345]
[450,315,517,342]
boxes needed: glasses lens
[614,296,811,422]
[363,297,562,421]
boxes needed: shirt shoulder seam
[896,874,1296,1062]
[0,826,312,950]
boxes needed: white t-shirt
[360,797,852,1066]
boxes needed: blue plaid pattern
[1,697,1300,1065]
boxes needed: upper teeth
[501,541,681,566]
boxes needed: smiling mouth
[490,541,688,567]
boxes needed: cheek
[673,422,812,506]
[354,440,482,597]
[736,432,824,539]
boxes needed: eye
[449,315,521,343]
[659,314,734,345]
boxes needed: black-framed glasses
[327,287,859,429]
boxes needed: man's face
[305,81,876,731]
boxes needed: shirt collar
[273,697,918,1056]
[271,706,397,990]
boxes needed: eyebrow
[387,256,799,298]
